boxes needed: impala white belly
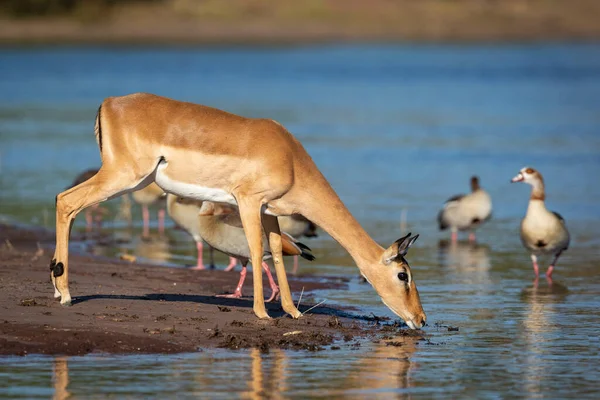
[155,162,237,205]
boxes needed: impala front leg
[262,214,301,318]
[237,199,269,319]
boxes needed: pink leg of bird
[468,232,476,242]
[142,205,150,237]
[85,209,93,232]
[546,251,562,280]
[217,263,247,299]
[158,208,165,235]
[262,261,280,303]
[531,254,539,277]
[189,241,206,270]
[292,255,299,275]
[224,256,238,272]
[217,261,279,301]
[451,231,458,243]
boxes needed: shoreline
[0,223,422,356]
[1,0,599,47]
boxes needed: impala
[51,93,426,329]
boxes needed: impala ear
[398,234,419,257]
[198,201,216,216]
[382,232,419,265]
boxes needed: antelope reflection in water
[52,357,70,400]
[348,336,419,399]
[244,348,288,399]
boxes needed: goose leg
[468,232,476,242]
[546,250,563,279]
[85,209,94,232]
[157,208,165,235]
[208,244,216,269]
[530,254,539,277]
[142,205,150,238]
[190,241,206,270]
[451,230,458,243]
[262,262,280,302]
[225,256,238,272]
[217,261,247,299]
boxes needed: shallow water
[1,44,600,398]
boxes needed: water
[1,44,599,398]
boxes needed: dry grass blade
[296,286,305,309]
[301,299,326,316]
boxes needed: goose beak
[511,173,524,183]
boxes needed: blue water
[1,43,599,398]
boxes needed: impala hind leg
[237,199,269,319]
[262,214,301,318]
[53,168,148,306]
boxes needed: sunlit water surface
[1,44,599,398]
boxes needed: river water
[0,44,599,398]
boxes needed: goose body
[166,196,315,301]
[277,214,318,273]
[278,215,318,239]
[195,201,315,267]
[166,195,237,270]
[438,176,492,242]
[512,167,569,278]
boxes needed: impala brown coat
[52,93,425,328]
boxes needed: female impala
[51,93,426,329]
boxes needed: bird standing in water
[511,167,569,280]
[438,176,492,243]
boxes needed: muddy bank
[1,0,599,46]
[0,223,422,355]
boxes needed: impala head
[511,167,544,186]
[365,232,426,329]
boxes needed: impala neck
[296,177,383,270]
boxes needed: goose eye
[397,272,409,282]
[525,168,534,174]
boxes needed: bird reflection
[438,240,491,284]
[133,234,171,265]
[350,336,419,399]
[246,348,288,399]
[519,278,568,396]
[52,357,70,400]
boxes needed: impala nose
[413,314,427,329]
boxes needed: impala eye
[397,272,409,282]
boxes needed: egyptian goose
[132,182,166,237]
[437,176,492,242]
[166,195,237,270]
[511,167,570,279]
[277,214,318,274]
[68,168,108,232]
[196,201,315,302]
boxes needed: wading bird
[511,167,569,279]
[438,176,492,243]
